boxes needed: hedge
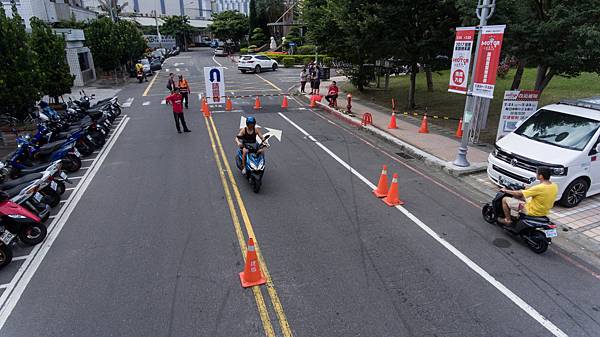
[240,48,248,54]
[282,57,295,68]
[259,53,327,66]
[296,44,316,54]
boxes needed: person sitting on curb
[165,88,191,134]
[500,166,558,225]
[325,81,339,107]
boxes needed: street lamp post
[453,0,496,167]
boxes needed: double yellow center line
[203,116,293,337]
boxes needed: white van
[487,97,600,207]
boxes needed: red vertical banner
[448,27,476,94]
[472,25,506,99]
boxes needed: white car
[214,47,227,57]
[238,55,278,73]
[488,97,600,207]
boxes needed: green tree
[210,11,249,45]
[161,15,195,51]
[457,0,600,93]
[117,20,147,65]
[85,17,123,73]
[250,27,267,46]
[303,0,393,91]
[387,0,459,107]
[30,18,74,104]
[0,4,41,120]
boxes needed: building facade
[82,0,250,19]
[1,0,97,28]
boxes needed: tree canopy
[0,4,41,120]
[161,15,195,51]
[210,11,249,45]
[30,17,75,104]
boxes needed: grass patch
[343,68,600,143]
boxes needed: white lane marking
[12,255,31,262]
[175,68,180,72]
[212,55,223,67]
[198,93,203,101]
[0,285,7,290]
[0,116,131,330]
[277,113,568,337]
[161,99,166,105]
[122,97,134,108]
[184,68,189,72]
[165,68,170,72]
[142,101,151,106]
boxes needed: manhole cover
[492,238,512,248]
[396,152,415,160]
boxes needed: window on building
[78,52,90,71]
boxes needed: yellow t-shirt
[522,183,558,216]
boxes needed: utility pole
[153,9,162,48]
[453,0,496,167]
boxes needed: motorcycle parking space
[0,113,128,324]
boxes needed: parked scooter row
[0,93,121,269]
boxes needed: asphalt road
[0,48,600,337]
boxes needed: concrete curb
[302,95,486,176]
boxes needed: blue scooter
[235,135,270,193]
[8,136,81,178]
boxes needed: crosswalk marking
[122,97,134,108]
[142,101,150,106]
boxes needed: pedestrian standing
[178,75,190,109]
[165,88,191,133]
[166,73,176,93]
[300,68,308,93]
[310,66,321,95]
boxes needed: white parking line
[122,97,134,108]
[278,112,568,337]
[0,116,131,330]
[11,256,30,262]
[81,158,95,162]
[67,176,84,180]
[65,187,75,191]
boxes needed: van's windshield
[514,109,600,151]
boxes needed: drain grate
[395,152,415,160]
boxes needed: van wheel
[559,178,588,208]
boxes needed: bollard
[346,93,352,114]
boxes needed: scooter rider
[500,166,558,225]
[235,116,265,175]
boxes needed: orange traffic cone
[225,97,233,111]
[281,96,289,109]
[383,173,404,206]
[455,118,463,138]
[388,113,398,129]
[201,98,210,117]
[373,165,389,198]
[418,115,429,133]
[309,95,317,108]
[239,238,266,288]
[254,96,262,110]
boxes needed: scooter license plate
[50,181,58,191]
[544,229,557,238]
[74,148,81,157]
[60,172,68,179]
[0,231,15,245]
[99,128,106,135]
[86,135,94,142]
[34,192,43,203]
